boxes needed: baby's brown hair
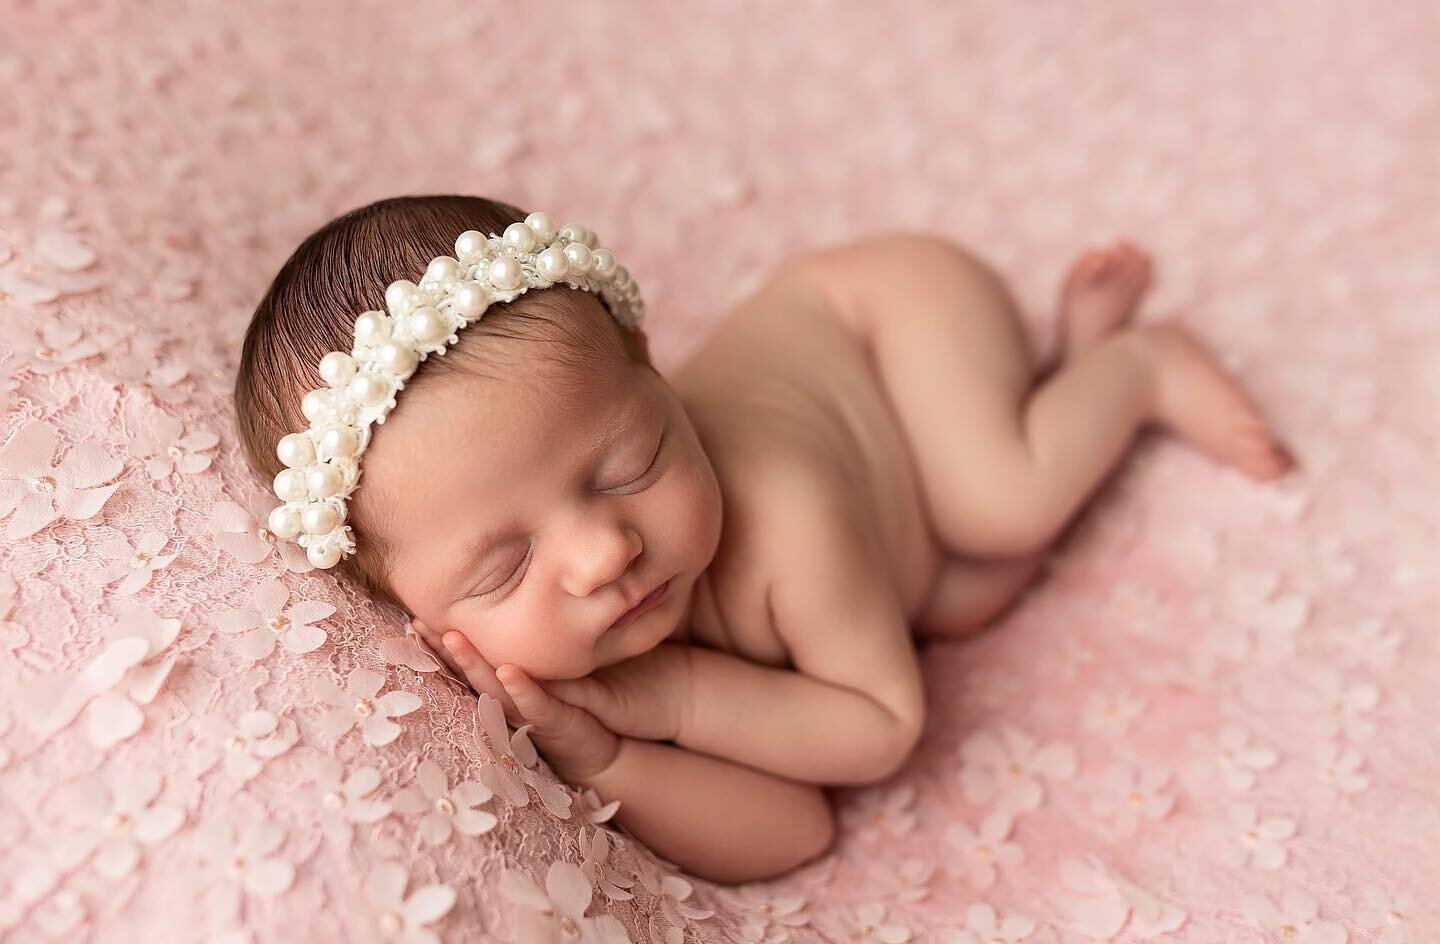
[233,194,653,612]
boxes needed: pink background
[1,2,1436,941]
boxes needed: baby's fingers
[496,665,571,731]
[441,630,522,723]
[497,665,619,781]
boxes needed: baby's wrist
[557,730,626,788]
[547,725,622,782]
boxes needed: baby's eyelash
[468,435,668,602]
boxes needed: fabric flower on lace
[1315,741,1369,794]
[107,331,194,404]
[1241,890,1346,944]
[840,782,917,842]
[215,577,334,661]
[946,811,1023,889]
[43,767,184,878]
[1214,724,1279,791]
[94,528,180,595]
[938,903,1038,944]
[839,902,911,942]
[633,855,716,942]
[0,419,123,541]
[1352,883,1424,944]
[473,692,573,817]
[1203,570,1310,664]
[722,885,809,937]
[1053,856,1185,940]
[0,318,103,375]
[1219,801,1296,871]
[26,606,180,747]
[1304,668,1380,740]
[1088,762,1176,834]
[390,759,497,845]
[1104,582,1173,642]
[307,754,391,848]
[3,222,105,305]
[128,411,219,480]
[206,496,313,571]
[1330,616,1402,671]
[958,724,1077,813]
[194,816,296,921]
[191,709,299,783]
[1081,688,1147,738]
[575,787,621,825]
[500,861,632,944]
[357,861,457,944]
[872,858,934,904]
[578,826,635,903]
[315,666,421,748]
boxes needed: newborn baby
[234,195,1293,885]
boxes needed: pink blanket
[2,2,1435,940]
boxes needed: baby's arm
[678,646,921,785]
[496,665,835,884]
[551,643,922,786]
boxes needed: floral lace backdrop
[2,1,1438,942]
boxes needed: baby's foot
[1059,240,1153,358]
[1137,323,1295,481]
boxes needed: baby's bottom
[870,239,1292,633]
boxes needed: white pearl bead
[503,222,537,253]
[301,388,332,423]
[563,241,593,273]
[488,255,523,291]
[590,248,616,279]
[538,245,569,280]
[276,432,316,468]
[452,280,490,318]
[268,504,303,540]
[455,230,488,258]
[424,256,461,285]
[407,306,448,345]
[319,351,357,388]
[614,265,631,287]
[376,340,419,376]
[579,226,599,249]
[274,468,308,503]
[559,223,586,244]
[349,371,389,407]
[306,463,343,499]
[318,426,359,459]
[525,212,557,243]
[301,502,340,535]
[355,310,393,344]
[385,279,419,317]
[307,541,341,569]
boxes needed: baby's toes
[1233,424,1294,479]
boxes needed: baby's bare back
[667,263,942,702]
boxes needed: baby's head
[234,195,723,679]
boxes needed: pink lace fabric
[2,2,1437,941]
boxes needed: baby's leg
[911,242,1147,638]
[866,238,1293,559]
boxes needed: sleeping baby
[233,195,1293,884]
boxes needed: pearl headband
[265,211,645,569]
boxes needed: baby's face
[359,345,723,680]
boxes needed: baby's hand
[544,643,693,743]
[411,618,523,724]
[495,664,621,783]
